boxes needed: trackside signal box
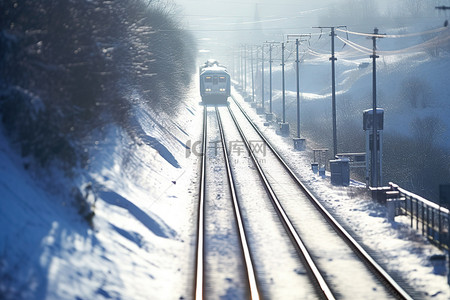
[363,108,384,131]
[330,158,350,186]
[363,108,384,188]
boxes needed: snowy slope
[1,22,450,300]
[0,81,203,299]
[233,89,450,299]
[1,73,449,299]
[260,22,450,202]
[268,23,450,148]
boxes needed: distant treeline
[0,0,196,169]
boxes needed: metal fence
[388,182,450,250]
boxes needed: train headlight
[219,88,225,92]
[205,88,211,92]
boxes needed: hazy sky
[173,0,337,63]
[175,0,333,33]
[171,0,447,65]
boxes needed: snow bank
[233,89,450,299]
[0,81,203,299]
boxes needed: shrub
[0,0,197,223]
[0,0,196,168]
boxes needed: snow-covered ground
[1,21,450,300]
[267,22,450,150]
[233,89,450,299]
[0,82,204,299]
[2,76,448,299]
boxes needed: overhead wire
[307,43,369,60]
[378,33,450,55]
[284,42,297,62]
[334,28,450,56]
[306,45,330,55]
[235,21,450,65]
[336,25,448,38]
[305,48,330,60]
[336,36,372,54]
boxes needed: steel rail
[194,106,207,299]
[231,95,414,300]
[215,106,260,299]
[226,105,336,300]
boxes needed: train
[199,59,230,103]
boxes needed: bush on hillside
[400,77,433,109]
[0,0,196,170]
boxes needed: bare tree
[400,77,433,108]
[408,116,446,197]
[411,116,442,150]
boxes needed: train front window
[219,76,226,82]
[213,76,218,85]
[205,76,212,83]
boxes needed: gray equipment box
[330,159,350,186]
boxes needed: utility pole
[281,42,286,123]
[244,45,247,94]
[313,26,345,158]
[236,52,239,79]
[233,48,237,78]
[286,34,310,139]
[256,46,259,103]
[251,45,255,102]
[370,27,384,187]
[263,41,280,117]
[269,44,272,113]
[240,46,244,87]
[278,41,290,135]
[330,27,337,158]
[261,44,265,110]
[241,46,244,90]
[296,38,300,138]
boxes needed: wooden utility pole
[263,41,281,115]
[251,45,255,102]
[370,27,385,187]
[261,44,265,110]
[313,26,346,158]
[244,45,247,93]
[286,34,310,139]
[296,38,301,138]
[269,44,273,113]
[281,42,286,123]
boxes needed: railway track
[194,98,414,299]
[194,106,258,299]
[229,96,413,299]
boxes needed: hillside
[1,1,449,298]
[0,1,198,298]
[267,21,450,201]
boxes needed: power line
[268,25,449,62]
[336,25,448,38]
[158,27,321,32]
[308,42,371,60]
[335,30,450,56]
[336,36,372,54]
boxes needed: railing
[387,182,450,250]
